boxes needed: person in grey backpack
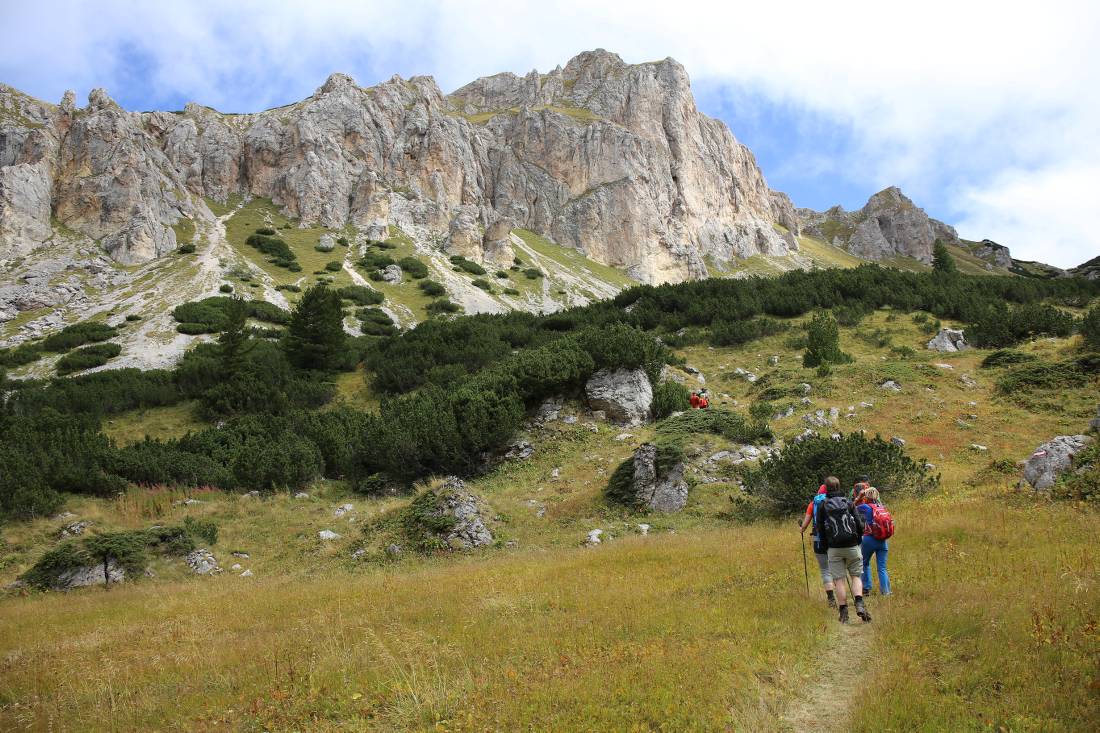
[814,476,871,623]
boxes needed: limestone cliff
[0,50,795,284]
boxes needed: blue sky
[3,0,1097,267]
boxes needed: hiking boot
[838,605,849,624]
[855,599,872,623]
[827,595,837,609]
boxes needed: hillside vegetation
[1,258,1099,731]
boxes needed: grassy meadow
[0,309,1097,731]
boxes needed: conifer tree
[932,240,958,275]
[283,284,346,371]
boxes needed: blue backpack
[811,490,828,552]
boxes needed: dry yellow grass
[1,309,1097,730]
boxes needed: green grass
[171,217,196,245]
[796,234,866,269]
[354,226,435,320]
[224,198,355,299]
[204,194,243,218]
[101,401,206,446]
[512,228,636,290]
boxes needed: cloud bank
[2,0,1097,267]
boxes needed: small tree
[283,284,347,371]
[932,240,958,275]
[218,296,253,379]
[1081,304,1100,350]
[802,312,851,368]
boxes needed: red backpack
[870,503,895,540]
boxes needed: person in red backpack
[855,486,892,595]
[690,391,701,409]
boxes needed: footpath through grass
[1,493,1096,731]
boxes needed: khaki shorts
[827,545,863,581]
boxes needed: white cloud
[2,0,1097,266]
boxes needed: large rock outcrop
[0,50,797,283]
[799,187,958,265]
[585,367,653,425]
[610,443,689,512]
[1023,435,1093,490]
[418,477,494,550]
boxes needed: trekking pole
[800,532,810,597]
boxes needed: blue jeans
[861,536,890,594]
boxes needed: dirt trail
[779,619,872,732]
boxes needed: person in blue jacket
[855,486,891,596]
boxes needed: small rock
[890,436,906,447]
[638,523,651,536]
[180,498,204,506]
[969,444,988,452]
[52,511,77,521]
[232,552,250,559]
[614,432,635,441]
[590,410,606,421]
[959,374,977,389]
[316,233,336,252]
[550,467,561,479]
[880,380,902,392]
[829,407,840,422]
[800,383,813,395]
[385,543,402,556]
[562,415,578,424]
[59,520,90,539]
[768,355,779,366]
[709,450,735,463]
[334,503,354,518]
[318,530,341,541]
[585,529,603,546]
[505,540,519,548]
[381,264,403,283]
[240,569,253,577]
[231,563,242,571]
[244,490,261,498]
[860,401,874,408]
[186,549,221,575]
[351,548,367,559]
[684,365,700,375]
[525,499,547,518]
[933,363,954,370]
[927,328,969,352]
[294,492,310,499]
[924,463,936,470]
[505,440,534,460]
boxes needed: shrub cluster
[20,518,219,590]
[651,380,691,419]
[56,343,122,375]
[743,432,938,515]
[338,285,384,306]
[398,257,429,279]
[418,279,446,297]
[968,303,1076,347]
[172,297,289,334]
[450,255,487,276]
[245,231,297,269]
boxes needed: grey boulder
[585,367,652,426]
[927,328,969,352]
[1023,435,1093,490]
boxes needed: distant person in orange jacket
[698,394,709,409]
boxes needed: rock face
[0,50,797,283]
[622,443,689,512]
[799,187,959,265]
[424,477,494,549]
[1023,435,1093,490]
[585,367,652,425]
[53,560,125,590]
[927,328,969,352]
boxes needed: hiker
[851,474,871,502]
[815,476,871,623]
[799,485,836,607]
[698,393,709,409]
[690,391,701,409]
[855,486,893,595]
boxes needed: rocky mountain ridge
[0,49,796,286]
